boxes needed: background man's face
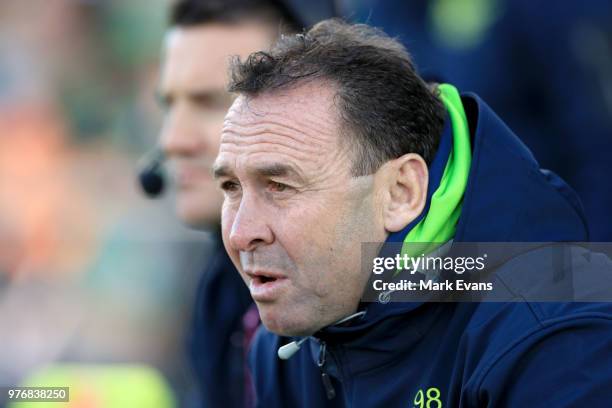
[159,23,273,227]
[215,82,388,336]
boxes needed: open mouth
[247,270,285,284]
[247,271,288,301]
[257,275,277,284]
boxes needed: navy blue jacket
[188,235,253,408]
[249,94,612,407]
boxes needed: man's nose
[160,105,203,157]
[228,195,274,252]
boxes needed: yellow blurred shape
[8,363,176,408]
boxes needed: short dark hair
[228,19,446,175]
[169,0,299,32]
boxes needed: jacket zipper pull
[321,372,336,400]
[317,341,336,400]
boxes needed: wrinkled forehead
[217,82,350,175]
[225,81,339,127]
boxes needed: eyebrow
[213,164,233,179]
[213,162,305,183]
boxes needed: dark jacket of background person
[248,92,612,407]
[187,234,253,407]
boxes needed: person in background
[156,0,299,406]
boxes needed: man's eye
[268,181,290,192]
[220,181,240,192]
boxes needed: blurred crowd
[0,0,212,405]
[0,0,610,407]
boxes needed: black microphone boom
[138,149,166,198]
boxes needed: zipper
[317,341,336,400]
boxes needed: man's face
[159,23,273,227]
[215,82,389,336]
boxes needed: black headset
[138,149,166,198]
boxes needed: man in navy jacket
[213,19,612,407]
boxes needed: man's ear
[379,153,428,233]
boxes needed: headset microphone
[278,338,307,360]
[277,311,366,360]
[138,149,166,198]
